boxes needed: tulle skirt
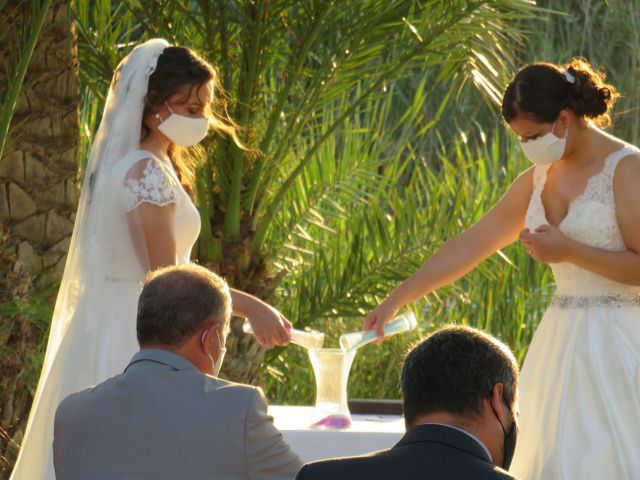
[510,304,640,479]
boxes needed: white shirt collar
[420,422,492,461]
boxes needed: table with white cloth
[269,405,405,463]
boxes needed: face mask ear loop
[550,118,558,138]
[200,327,211,352]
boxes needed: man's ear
[489,383,508,424]
[200,325,213,355]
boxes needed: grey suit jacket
[53,349,303,480]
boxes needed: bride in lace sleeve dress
[362,58,640,479]
[11,39,291,480]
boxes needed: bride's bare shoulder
[517,165,536,181]
[508,166,536,196]
[614,150,640,184]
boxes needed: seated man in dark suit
[296,325,520,479]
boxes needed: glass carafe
[308,348,356,429]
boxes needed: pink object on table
[311,414,352,429]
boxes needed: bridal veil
[11,38,171,480]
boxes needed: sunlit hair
[137,263,231,347]
[141,46,245,196]
[502,57,619,129]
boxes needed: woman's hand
[362,297,399,341]
[519,225,575,264]
[245,302,292,348]
[230,289,292,348]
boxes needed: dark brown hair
[501,58,619,128]
[142,46,243,195]
[401,325,519,428]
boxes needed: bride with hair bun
[364,57,640,479]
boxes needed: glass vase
[308,348,356,429]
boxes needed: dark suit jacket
[296,424,519,480]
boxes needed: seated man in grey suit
[296,325,520,480]
[54,263,303,480]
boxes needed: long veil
[11,38,170,480]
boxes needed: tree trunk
[208,225,278,385]
[0,0,80,288]
[0,0,79,476]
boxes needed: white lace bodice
[525,146,640,296]
[122,158,178,211]
[98,150,201,279]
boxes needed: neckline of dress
[136,148,178,176]
[138,148,172,166]
[538,146,631,228]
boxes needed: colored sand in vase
[312,414,352,429]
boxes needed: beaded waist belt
[550,294,640,309]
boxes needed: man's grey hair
[136,263,231,347]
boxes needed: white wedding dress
[9,39,194,480]
[89,149,201,380]
[10,150,201,479]
[510,146,640,479]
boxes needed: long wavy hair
[141,46,243,196]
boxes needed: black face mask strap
[502,413,518,470]
[491,403,507,463]
[490,392,517,470]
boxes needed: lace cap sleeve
[121,157,178,211]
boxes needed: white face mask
[201,327,227,376]
[156,102,209,147]
[519,120,568,166]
